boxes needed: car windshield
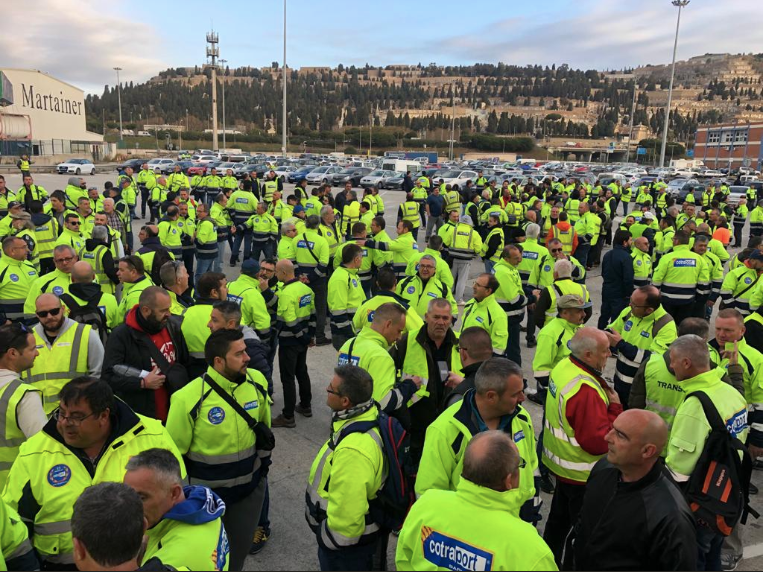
[439,170,461,178]
[369,170,385,176]
[312,167,328,173]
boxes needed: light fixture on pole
[206,30,220,152]
[659,0,689,168]
[219,58,227,150]
[113,67,123,141]
[282,0,288,158]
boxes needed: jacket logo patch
[337,353,360,367]
[299,294,312,308]
[366,310,375,322]
[745,277,753,284]
[673,258,697,268]
[228,294,244,305]
[53,286,64,296]
[513,430,525,443]
[421,528,494,571]
[726,409,748,438]
[407,286,416,294]
[48,464,71,487]
[243,400,259,411]
[522,251,538,260]
[624,320,632,332]
[208,407,226,425]
[543,265,551,272]
[9,274,18,282]
[640,331,651,338]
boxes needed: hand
[604,383,621,406]
[299,275,310,284]
[445,372,464,389]
[706,299,715,308]
[749,444,763,460]
[144,368,166,390]
[604,329,622,346]
[231,226,236,234]
[722,341,739,366]
[411,375,425,389]
[258,277,269,291]
[532,289,541,299]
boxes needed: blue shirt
[426,193,446,217]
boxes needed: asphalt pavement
[9,172,763,570]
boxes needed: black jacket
[102,315,189,418]
[444,361,483,408]
[745,314,763,354]
[570,459,697,571]
[602,244,634,299]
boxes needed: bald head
[461,431,520,492]
[36,293,62,311]
[71,261,96,284]
[276,259,295,280]
[607,409,667,474]
[568,327,610,372]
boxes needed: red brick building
[694,123,763,170]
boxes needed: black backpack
[150,248,175,287]
[59,293,108,345]
[331,408,416,531]
[683,391,757,536]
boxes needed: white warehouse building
[0,68,106,158]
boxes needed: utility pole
[369,114,373,156]
[659,0,690,168]
[206,30,219,152]
[220,58,227,150]
[625,80,637,163]
[282,0,287,158]
[113,67,123,141]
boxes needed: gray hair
[419,254,437,266]
[92,225,108,241]
[462,431,520,491]
[669,334,710,369]
[525,223,541,240]
[554,258,573,279]
[53,244,77,258]
[320,205,333,217]
[481,190,491,200]
[693,234,709,245]
[426,297,453,314]
[124,447,182,485]
[103,198,114,207]
[306,214,321,230]
[474,357,523,397]
[568,329,600,360]
[281,221,295,234]
[667,205,680,218]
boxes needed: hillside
[85,53,763,149]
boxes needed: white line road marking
[744,542,763,560]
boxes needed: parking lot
[6,170,763,570]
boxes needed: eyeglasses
[550,248,563,253]
[36,307,62,318]
[54,257,75,264]
[326,385,343,397]
[55,410,97,426]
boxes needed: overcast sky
[6,0,763,94]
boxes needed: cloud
[3,0,168,94]
[399,0,763,70]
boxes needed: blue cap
[293,205,305,214]
[241,259,260,276]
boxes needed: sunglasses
[550,248,563,253]
[68,221,81,226]
[36,307,62,318]
[326,385,343,397]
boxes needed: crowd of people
[0,163,761,571]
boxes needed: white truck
[381,159,421,174]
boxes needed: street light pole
[625,80,637,163]
[282,0,287,158]
[220,59,227,150]
[113,67,123,141]
[659,0,690,168]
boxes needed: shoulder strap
[736,273,761,299]
[332,420,377,449]
[651,313,673,339]
[202,373,262,433]
[136,331,173,375]
[685,391,726,431]
[301,233,320,264]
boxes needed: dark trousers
[543,478,587,566]
[221,479,266,571]
[251,240,275,262]
[614,376,632,410]
[696,523,724,571]
[257,478,270,530]
[278,344,311,418]
[573,243,590,268]
[526,305,537,342]
[312,278,329,340]
[318,533,389,571]
[733,223,744,247]
[507,317,522,366]
[139,186,150,217]
[231,229,253,261]
[664,301,697,327]
[597,296,628,330]
[182,249,195,288]
[589,239,604,266]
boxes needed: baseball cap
[557,294,592,309]
[749,250,763,261]
[642,212,655,220]
[7,201,21,209]
[293,205,305,214]
[241,259,261,276]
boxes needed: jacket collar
[455,477,526,514]
[677,369,723,394]
[359,326,390,350]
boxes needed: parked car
[273,166,297,181]
[332,167,372,187]
[439,169,479,187]
[288,166,317,184]
[305,165,343,185]
[174,161,195,174]
[360,170,398,189]
[57,158,95,175]
[115,158,145,173]
[232,164,262,180]
[670,180,706,204]
[191,154,219,164]
[726,186,749,207]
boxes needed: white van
[382,159,421,174]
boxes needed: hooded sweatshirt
[126,306,173,421]
[144,485,229,572]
